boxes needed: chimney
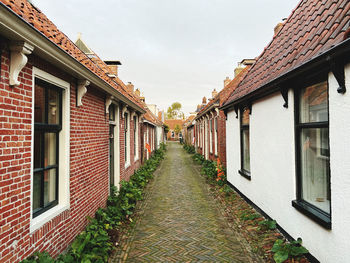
[104,60,121,78]
[274,18,287,36]
[135,88,140,97]
[234,66,244,77]
[126,82,134,93]
[212,89,218,98]
[140,92,145,103]
[234,59,256,77]
[223,77,231,87]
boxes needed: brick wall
[0,48,112,262]
[195,109,227,166]
[119,109,141,182]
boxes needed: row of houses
[0,0,165,262]
[184,0,350,262]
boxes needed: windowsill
[238,169,251,180]
[292,200,331,229]
[134,157,139,162]
[30,204,69,233]
[125,163,130,169]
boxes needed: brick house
[141,106,165,161]
[164,119,184,141]
[194,62,252,166]
[183,115,196,145]
[221,0,350,261]
[0,1,147,262]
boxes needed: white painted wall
[156,126,163,149]
[226,63,350,263]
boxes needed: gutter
[0,3,145,114]
[195,102,219,119]
[220,38,350,112]
[143,119,157,127]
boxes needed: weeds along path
[113,142,263,262]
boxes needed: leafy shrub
[258,219,277,230]
[201,160,217,180]
[21,145,166,263]
[192,153,205,165]
[183,144,195,154]
[272,238,309,263]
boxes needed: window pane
[45,133,57,167]
[300,128,330,213]
[33,172,42,211]
[109,104,115,121]
[242,108,250,125]
[44,169,57,206]
[34,85,45,123]
[34,131,43,169]
[242,129,250,172]
[48,88,60,124]
[299,81,328,123]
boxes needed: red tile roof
[224,0,350,106]
[164,119,185,130]
[1,0,145,110]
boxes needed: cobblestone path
[111,142,263,262]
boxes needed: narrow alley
[111,142,263,262]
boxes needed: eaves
[220,38,350,113]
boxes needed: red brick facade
[194,110,226,166]
[0,46,144,262]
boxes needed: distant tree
[167,102,184,119]
[174,124,181,135]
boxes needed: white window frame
[30,67,70,233]
[215,117,218,156]
[209,118,213,153]
[124,111,131,168]
[134,115,139,161]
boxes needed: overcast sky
[31,0,300,115]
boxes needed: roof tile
[1,0,145,110]
[224,0,350,106]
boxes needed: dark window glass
[109,104,115,121]
[34,85,45,123]
[33,78,61,218]
[124,113,128,162]
[134,116,137,155]
[48,88,60,124]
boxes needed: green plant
[183,144,195,154]
[271,238,309,263]
[20,143,167,263]
[192,153,205,164]
[20,252,55,263]
[258,219,277,230]
[201,160,217,180]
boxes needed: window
[109,104,116,186]
[31,68,70,232]
[124,112,130,165]
[214,117,218,156]
[109,104,115,121]
[293,80,331,228]
[134,115,139,160]
[239,107,251,180]
[33,78,61,218]
[209,118,213,153]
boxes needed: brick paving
[110,142,263,262]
